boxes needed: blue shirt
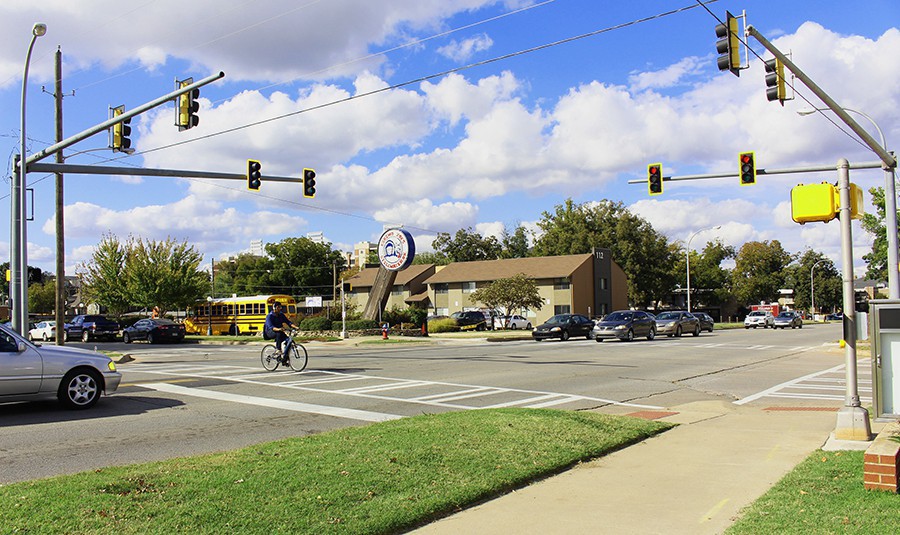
[265,310,292,331]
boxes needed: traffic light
[247,159,262,190]
[739,152,756,186]
[647,163,663,196]
[791,183,837,224]
[764,58,786,104]
[111,105,132,152]
[303,168,316,198]
[176,78,200,131]
[715,11,741,76]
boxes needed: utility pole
[54,47,66,345]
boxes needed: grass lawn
[0,409,671,534]
[727,449,900,534]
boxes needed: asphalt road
[2,323,867,484]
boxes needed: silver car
[0,323,121,409]
[655,311,701,337]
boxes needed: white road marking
[144,382,400,422]
[735,360,872,405]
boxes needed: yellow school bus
[184,294,298,335]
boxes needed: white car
[494,314,532,330]
[28,320,59,342]
[744,310,775,329]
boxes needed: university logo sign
[378,228,415,271]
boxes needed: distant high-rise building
[306,231,326,244]
[249,239,264,257]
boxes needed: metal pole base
[834,406,873,441]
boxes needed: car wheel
[622,329,633,342]
[675,325,682,337]
[560,330,570,341]
[148,332,156,344]
[42,333,49,341]
[123,332,131,344]
[82,331,90,343]
[63,331,68,342]
[693,325,700,337]
[58,368,102,409]
[647,328,656,341]
[798,323,803,329]
[745,326,750,329]
[526,323,532,330]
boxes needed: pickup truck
[66,314,120,342]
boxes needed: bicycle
[260,328,308,372]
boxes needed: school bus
[184,294,298,335]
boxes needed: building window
[434,283,449,294]
[554,305,571,315]
[435,307,448,316]
[392,285,404,295]
[553,278,570,290]
[600,278,608,290]
[462,282,476,294]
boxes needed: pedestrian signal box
[791,183,837,224]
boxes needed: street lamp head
[797,109,818,117]
[32,23,47,37]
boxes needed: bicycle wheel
[260,345,280,371]
[289,343,308,372]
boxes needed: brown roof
[346,263,434,288]
[424,254,592,284]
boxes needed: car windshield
[749,311,764,316]
[154,319,177,325]
[656,312,679,320]
[604,312,632,322]
[546,314,570,324]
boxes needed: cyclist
[264,301,295,364]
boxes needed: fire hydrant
[382,323,389,340]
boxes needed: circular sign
[378,228,415,271]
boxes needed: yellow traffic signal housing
[791,183,837,224]
[715,11,741,76]
[764,58,787,104]
[843,182,865,220]
[647,163,663,196]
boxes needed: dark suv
[450,311,487,331]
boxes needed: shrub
[299,315,332,331]
[345,319,378,330]
[428,318,459,333]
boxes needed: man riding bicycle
[264,301,295,364]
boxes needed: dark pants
[275,331,289,355]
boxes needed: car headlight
[550,327,561,332]
[614,325,625,330]
[107,361,117,372]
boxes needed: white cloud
[437,33,494,62]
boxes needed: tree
[126,237,209,315]
[432,227,501,262]
[861,186,893,282]
[532,199,676,307]
[469,273,543,323]
[500,225,531,259]
[77,233,131,318]
[412,251,450,266]
[670,240,735,307]
[28,281,57,314]
[264,237,347,297]
[785,250,841,313]
[731,240,794,305]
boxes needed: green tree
[469,273,543,322]
[532,199,676,307]
[413,251,450,265]
[500,225,531,259]
[264,237,347,297]
[732,240,795,305]
[126,237,209,315]
[77,233,131,318]
[861,186,893,281]
[671,240,735,307]
[432,227,501,262]
[28,281,57,314]
[785,250,842,313]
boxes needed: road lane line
[143,382,400,422]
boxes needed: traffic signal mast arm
[27,162,304,184]
[747,26,896,171]
[626,160,884,185]
[23,72,225,169]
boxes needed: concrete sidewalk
[410,399,875,535]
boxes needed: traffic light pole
[748,25,900,299]
[27,162,302,184]
[835,158,873,441]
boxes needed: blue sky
[1,0,899,279]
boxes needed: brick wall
[864,422,900,493]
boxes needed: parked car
[28,320,60,342]
[66,314,120,342]
[494,314,532,330]
[0,322,121,409]
[123,318,187,344]
[825,313,843,321]
[774,311,803,329]
[744,310,775,329]
[655,310,701,337]
[692,312,715,333]
[532,313,594,341]
[450,311,487,331]
[591,310,656,342]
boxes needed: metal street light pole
[799,107,898,299]
[12,23,47,334]
[810,259,826,319]
[686,225,721,313]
